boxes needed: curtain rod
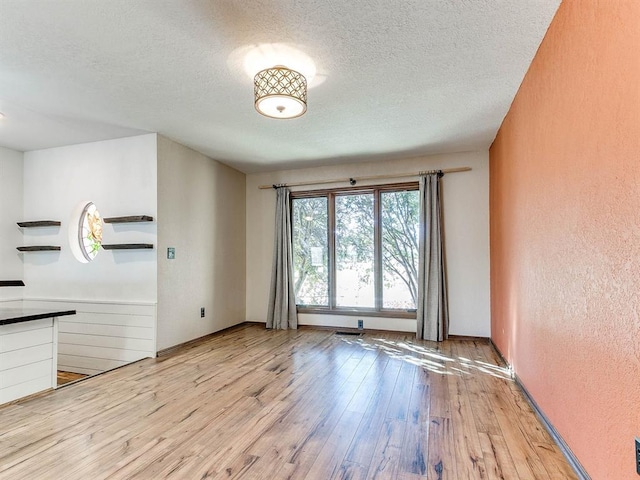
[257,166,471,190]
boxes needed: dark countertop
[0,308,76,326]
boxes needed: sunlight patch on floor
[339,336,512,379]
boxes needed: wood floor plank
[333,460,369,480]
[343,357,401,467]
[451,342,504,437]
[0,325,579,480]
[426,416,457,480]
[385,359,416,422]
[397,369,429,477]
[57,370,87,386]
[447,364,487,480]
[478,432,520,480]
[485,383,552,480]
[365,419,406,480]
[304,409,364,479]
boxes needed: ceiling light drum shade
[254,66,307,119]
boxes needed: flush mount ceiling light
[254,65,307,119]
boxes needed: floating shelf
[0,280,25,287]
[17,246,61,252]
[101,243,154,250]
[17,220,61,228]
[103,215,153,224]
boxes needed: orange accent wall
[490,1,640,479]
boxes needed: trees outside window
[292,184,419,315]
[381,190,420,309]
[292,197,329,306]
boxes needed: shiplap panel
[60,313,153,328]
[57,365,102,376]
[0,376,51,404]
[0,318,55,404]
[0,344,52,370]
[24,299,156,375]
[22,299,155,316]
[58,354,127,375]
[58,333,153,352]
[61,344,150,363]
[0,299,22,307]
[0,326,53,353]
[58,321,152,339]
[0,318,52,335]
[0,359,52,388]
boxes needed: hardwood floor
[57,370,88,386]
[0,324,577,479]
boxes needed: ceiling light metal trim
[254,65,307,119]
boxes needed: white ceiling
[0,0,560,173]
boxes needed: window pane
[335,193,375,308]
[381,190,419,309]
[292,197,329,306]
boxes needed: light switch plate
[167,247,175,259]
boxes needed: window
[292,184,419,315]
[292,197,329,306]
[335,193,375,308]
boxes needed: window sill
[296,307,416,319]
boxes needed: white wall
[156,136,246,350]
[246,151,490,337]
[0,147,24,301]
[22,134,158,302]
[19,135,158,372]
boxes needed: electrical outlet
[357,319,363,330]
[200,307,205,318]
[635,437,640,475]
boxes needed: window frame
[291,182,419,319]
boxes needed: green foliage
[292,189,420,309]
[381,191,419,307]
[292,197,329,305]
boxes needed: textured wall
[490,1,640,479]
[157,136,246,350]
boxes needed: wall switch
[200,307,205,318]
[357,319,363,330]
[167,247,175,259]
[635,437,640,475]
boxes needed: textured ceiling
[0,0,560,173]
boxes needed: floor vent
[335,331,362,336]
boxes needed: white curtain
[416,173,449,341]
[266,187,298,330]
